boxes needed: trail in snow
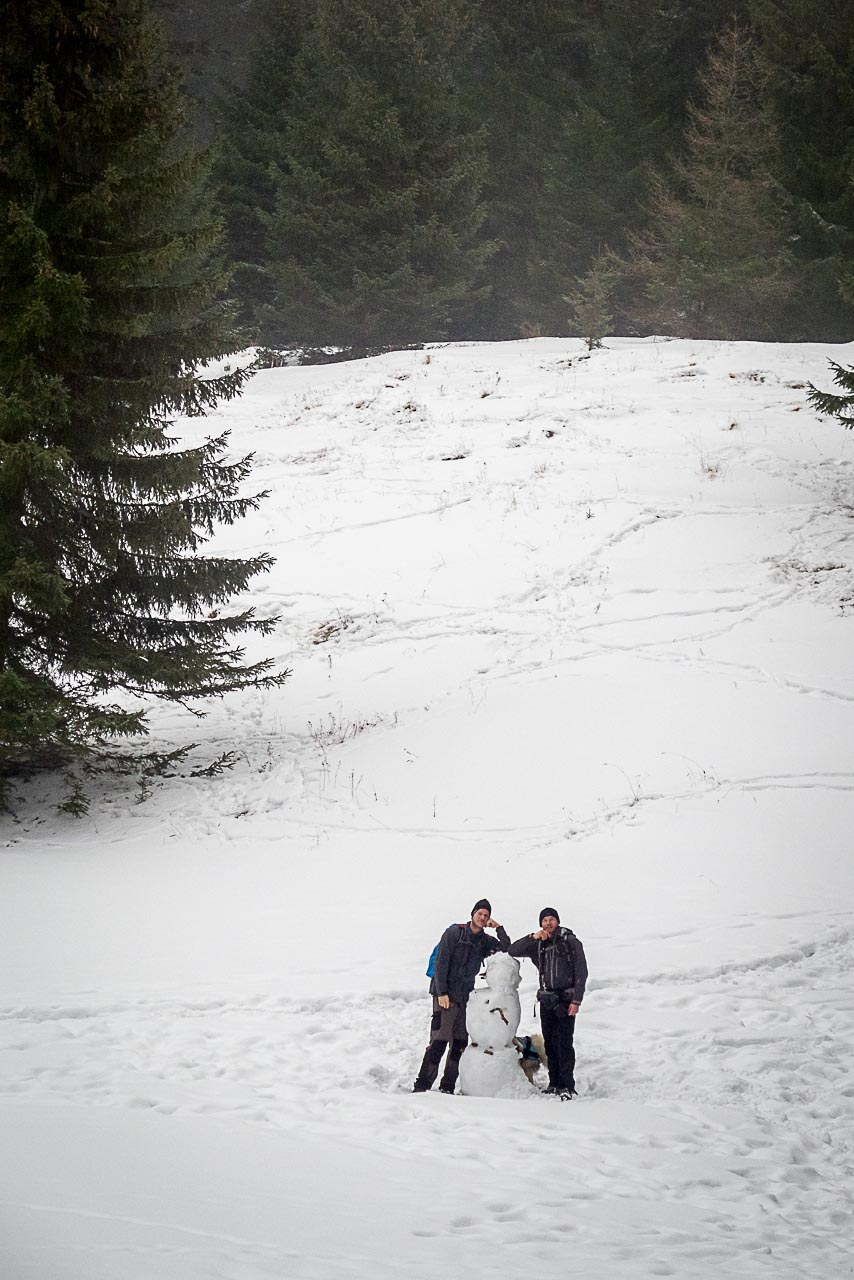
[3,337,854,1280]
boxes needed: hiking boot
[438,1086,455,1095]
[558,1088,577,1100]
[412,1082,430,1093]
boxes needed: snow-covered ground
[2,337,854,1279]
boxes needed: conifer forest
[161,0,854,350]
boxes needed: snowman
[459,951,535,1098]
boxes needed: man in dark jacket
[509,907,587,1099]
[413,898,510,1095]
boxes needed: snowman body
[459,952,533,1097]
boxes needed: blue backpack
[426,923,466,977]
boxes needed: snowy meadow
[2,337,854,1278]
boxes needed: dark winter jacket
[509,927,588,1005]
[431,922,511,1005]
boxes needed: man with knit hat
[509,907,588,1098]
[413,899,510,1094]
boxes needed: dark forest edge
[159,0,854,351]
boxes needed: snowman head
[484,951,522,992]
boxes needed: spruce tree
[751,0,854,339]
[565,260,616,350]
[261,0,492,353]
[0,0,283,799]
[469,0,750,340]
[468,0,590,338]
[214,0,313,343]
[618,0,753,152]
[617,23,795,340]
[808,364,854,430]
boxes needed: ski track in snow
[3,338,854,1278]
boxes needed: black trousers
[540,1004,576,1091]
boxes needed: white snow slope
[2,337,854,1279]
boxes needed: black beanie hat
[539,907,560,925]
[471,898,492,917]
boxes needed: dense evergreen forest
[156,0,854,351]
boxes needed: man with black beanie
[413,899,510,1095]
[509,908,588,1098]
